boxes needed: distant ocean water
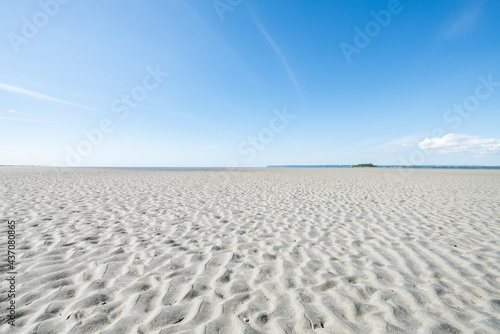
[267,165,500,169]
[10,165,495,170]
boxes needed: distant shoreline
[267,165,500,169]
[2,165,500,170]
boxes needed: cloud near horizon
[418,134,500,155]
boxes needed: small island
[350,163,377,168]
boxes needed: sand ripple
[1,167,500,333]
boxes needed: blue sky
[1,0,499,167]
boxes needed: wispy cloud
[251,15,304,106]
[443,0,487,38]
[0,116,67,124]
[0,82,95,111]
[0,150,26,156]
[200,145,217,151]
[379,134,425,149]
[418,133,500,155]
[8,109,16,113]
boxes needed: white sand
[1,167,500,333]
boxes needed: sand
[1,167,500,333]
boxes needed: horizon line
[2,164,500,169]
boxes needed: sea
[266,165,500,169]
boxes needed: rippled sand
[1,167,500,333]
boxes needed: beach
[1,167,500,333]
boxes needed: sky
[1,0,499,167]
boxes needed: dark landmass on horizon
[350,163,377,168]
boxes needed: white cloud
[8,109,16,113]
[0,82,95,111]
[418,133,500,155]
